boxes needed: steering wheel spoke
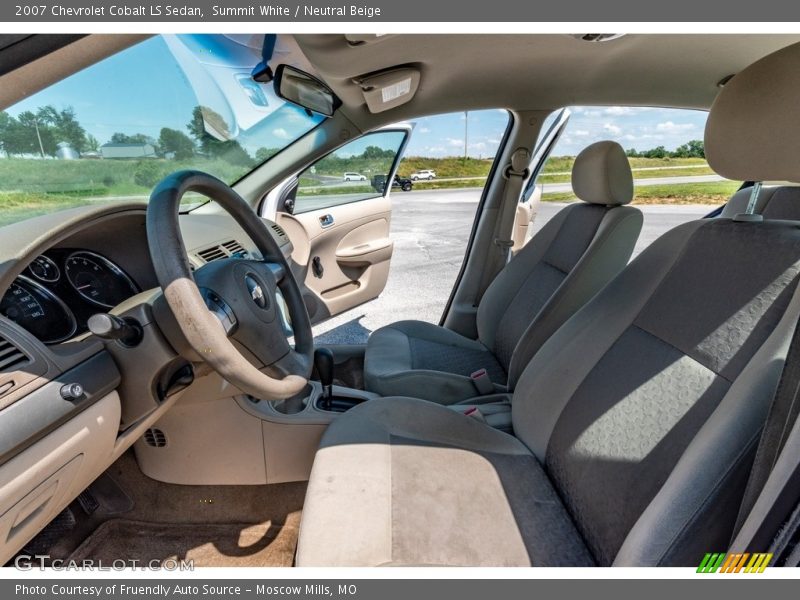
[199,287,238,337]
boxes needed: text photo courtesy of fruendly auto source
[2,33,800,570]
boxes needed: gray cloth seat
[364,141,644,403]
[298,217,800,567]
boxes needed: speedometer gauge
[0,277,77,344]
[64,251,138,308]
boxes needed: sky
[404,105,709,159]
[6,34,708,160]
[5,35,321,155]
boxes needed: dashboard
[0,206,293,348]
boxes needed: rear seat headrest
[706,41,800,183]
[572,140,634,206]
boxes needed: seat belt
[730,309,800,560]
[475,147,531,303]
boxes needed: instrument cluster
[1,250,139,344]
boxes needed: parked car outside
[343,172,367,181]
[410,169,436,180]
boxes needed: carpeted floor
[28,451,306,567]
[69,519,299,567]
[107,451,307,526]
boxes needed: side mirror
[274,64,341,117]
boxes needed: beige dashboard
[0,200,292,564]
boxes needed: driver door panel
[277,196,393,323]
[267,127,410,324]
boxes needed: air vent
[221,240,245,255]
[197,245,228,263]
[143,428,167,448]
[270,223,288,240]
[0,335,29,373]
[196,240,248,263]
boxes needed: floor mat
[68,519,298,567]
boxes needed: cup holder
[315,394,367,413]
[252,383,314,415]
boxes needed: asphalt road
[312,188,714,344]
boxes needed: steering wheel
[147,170,313,400]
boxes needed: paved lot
[312,188,714,344]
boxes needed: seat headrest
[705,42,800,183]
[571,140,634,206]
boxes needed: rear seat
[719,184,800,219]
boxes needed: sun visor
[355,67,420,114]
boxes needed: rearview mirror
[274,64,341,117]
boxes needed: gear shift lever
[314,348,335,409]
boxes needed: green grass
[0,157,248,198]
[539,165,715,184]
[0,155,733,228]
[542,181,741,205]
[0,192,93,227]
[396,156,494,179]
[542,156,708,174]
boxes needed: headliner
[294,34,800,127]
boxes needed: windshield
[0,34,324,227]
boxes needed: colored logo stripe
[697,552,773,573]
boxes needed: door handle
[319,214,334,228]
[312,256,324,278]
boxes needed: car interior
[2,33,800,568]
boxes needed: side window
[292,130,406,214]
[529,106,736,256]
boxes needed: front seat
[296,42,800,566]
[364,141,643,403]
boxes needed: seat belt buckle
[470,368,494,395]
[463,406,487,423]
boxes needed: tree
[36,105,88,152]
[0,111,13,156]
[110,132,153,145]
[187,105,251,166]
[625,148,640,158]
[15,110,55,156]
[158,127,195,160]
[85,134,100,152]
[256,147,280,162]
[361,145,396,160]
[642,145,667,159]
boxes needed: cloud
[623,133,665,141]
[603,123,622,135]
[272,127,292,140]
[655,121,696,133]
[603,106,656,116]
[418,127,431,134]
[446,137,465,147]
[573,130,590,137]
